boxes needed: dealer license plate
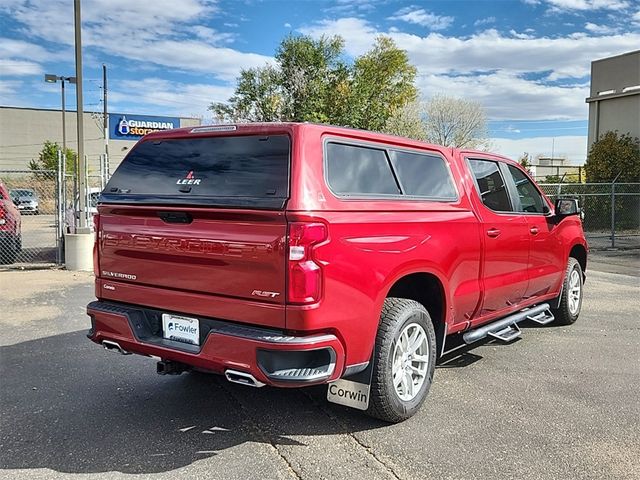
[162,314,200,346]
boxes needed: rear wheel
[366,298,436,423]
[552,257,583,325]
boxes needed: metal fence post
[56,150,62,264]
[611,173,621,249]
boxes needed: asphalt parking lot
[1,265,638,480]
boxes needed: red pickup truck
[87,123,587,422]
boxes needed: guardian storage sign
[109,114,179,140]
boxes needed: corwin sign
[109,113,180,140]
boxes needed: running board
[526,310,555,325]
[487,324,521,342]
[463,303,551,345]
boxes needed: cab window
[506,165,547,213]
[468,159,512,212]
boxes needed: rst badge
[252,290,280,298]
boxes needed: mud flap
[326,362,373,411]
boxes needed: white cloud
[474,17,496,27]
[109,78,234,118]
[418,71,589,120]
[2,0,270,81]
[541,0,630,11]
[0,37,72,79]
[491,135,587,163]
[389,7,454,31]
[325,0,375,15]
[299,17,638,120]
[584,22,620,34]
[632,10,640,24]
[284,22,292,28]
[300,18,377,56]
[0,60,41,76]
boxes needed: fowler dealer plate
[162,314,200,346]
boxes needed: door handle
[487,228,501,238]
[530,226,539,235]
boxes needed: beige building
[586,50,640,147]
[0,106,201,173]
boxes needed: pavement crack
[216,379,302,480]
[302,390,403,480]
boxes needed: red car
[87,123,587,422]
[0,182,21,264]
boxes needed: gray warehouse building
[0,106,201,173]
[586,50,640,147]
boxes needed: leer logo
[177,170,201,185]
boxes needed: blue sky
[1,0,639,162]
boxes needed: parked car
[87,123,587,422]
[10,188,39,215]
[0,182,22,263]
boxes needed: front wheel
[552,257,583,325]
[366,298,436,423]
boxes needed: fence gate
[0,169,62,266]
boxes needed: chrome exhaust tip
[225,369,265,388]
[102,340,130,355]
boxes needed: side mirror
[554,197,581,220]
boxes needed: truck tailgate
[97,205,287,327]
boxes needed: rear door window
[103,135,290,209]
[326,143,401,195]
[468,159,513,212]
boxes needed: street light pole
[61,79,66,155]
[74,0,87,231]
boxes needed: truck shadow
[0,331,384,475]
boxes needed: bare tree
[383,101,426,141]
[384,95,490,150]
[423,94,489,149]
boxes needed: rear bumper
[86,301,345,387]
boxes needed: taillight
[92,213,100,277]
[0,205,5,225]
[287,222,327,304]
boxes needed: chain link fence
[1,167,637,267]
[1,154,109,267]
[0,170,61,265]
[540,183,640,249]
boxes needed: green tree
[29,140,77,173]
[348,37,418,131]
[585,131,640,183]
[210,34,418,131]
[519,152,531,170]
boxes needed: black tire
[551,257,583,325]
[366,298,437,423]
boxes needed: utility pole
[102,63,109,177]
[61,80,67,154]
[74,0,87,231]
